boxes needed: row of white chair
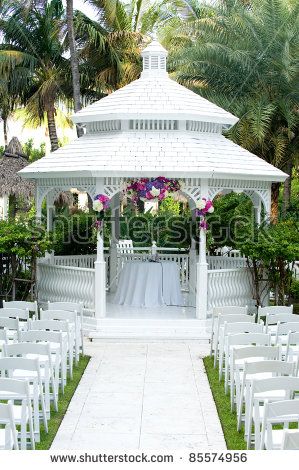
[0,301,86,450]
[210,305,299,450]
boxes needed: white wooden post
[0,195,9,220]
[189,197,197,307]
[95,231,106,318]
[254,200,261,225]
[196,179,209,319]
[109,193,119,292]
[94,177,106,318]
[46,193,54,232]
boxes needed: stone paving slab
[51,341,226,450]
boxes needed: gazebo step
[87,318,210,340]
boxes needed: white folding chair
[3,342,58,417]
[0,402,18,450]
[237,359,295,433]
[41,309,78,365]
[282,429,299,449]
[0,377,35,450]
[0,307,30,321]
[19,330,66,394]
[260,399,299,450]
[275,322,299,347]
[286,332,299,373]
[219,322,264,381]
[210,305,249,357]
[48,301,84,357]
[247,376,299,449]
[258,305,293,323]
[266,313,299,334]
[0,317,21,342]
[226,332,271,397]
[0,329,8,354]
[0,357,48,443]
[3,301,38,318]
[213,313,254,367]
[29,319,73,380]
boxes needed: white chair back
[266,313,299,330]
[0,402,18,450]
[29,319,70,333]
[0,308,29,321]
[47,301,83,315]
[3,301,38,316]
[228,332,271,348]
[0,377,34,449]
[275,322,299,345]
[261,400,299,450]
[258,305,293,322]
[41,309,77,323]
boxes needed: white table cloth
[114,261,184,308]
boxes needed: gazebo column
[94,178,106,318]
[109,193,120,293]
[46,192,55,231]
[188,198,197,307]
[254,199,262,225]
[196,179,209,319]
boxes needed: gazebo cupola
[141,39,168,77]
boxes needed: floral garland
[93,194,110,230]
[125,176,181,203]
[196,198,214,230]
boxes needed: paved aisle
[51,342,226,450]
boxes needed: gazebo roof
[19,39,287,183]
[19,131,287,181]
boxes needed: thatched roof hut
[0,137,35,198]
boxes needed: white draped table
[114,261,184,308]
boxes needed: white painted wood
[37,263,95,310]
[207,268,254,310]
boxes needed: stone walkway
[51,341,226,450]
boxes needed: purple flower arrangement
[126,177,181,203]
[195,198,214,230]
[93,194,110,231]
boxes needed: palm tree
[66,0,84,137]
[161,0,299,222]
[76,0,167,95]
[0,0,72,152]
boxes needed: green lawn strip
[35,355,90,450]
[203,356,246,450]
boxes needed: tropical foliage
[162,0,299,221]
[236,220,299,306]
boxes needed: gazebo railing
[207,256,247,270]
[207,268,254,310]
[37,262,95,310]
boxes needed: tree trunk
[46,108,59,152]
[270,182,280,224]
[282,158,293,217]
[66,0,84,138]
[3,117,8,148]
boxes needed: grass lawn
[35,355,90,450]
[203,356,246,450]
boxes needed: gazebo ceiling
[19,39,287,184]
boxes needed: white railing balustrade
[37,263,95,310]
[53,254,96,269]
[207,268,254,310]
[207,256,247,270]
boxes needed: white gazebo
[19,40,287,332]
